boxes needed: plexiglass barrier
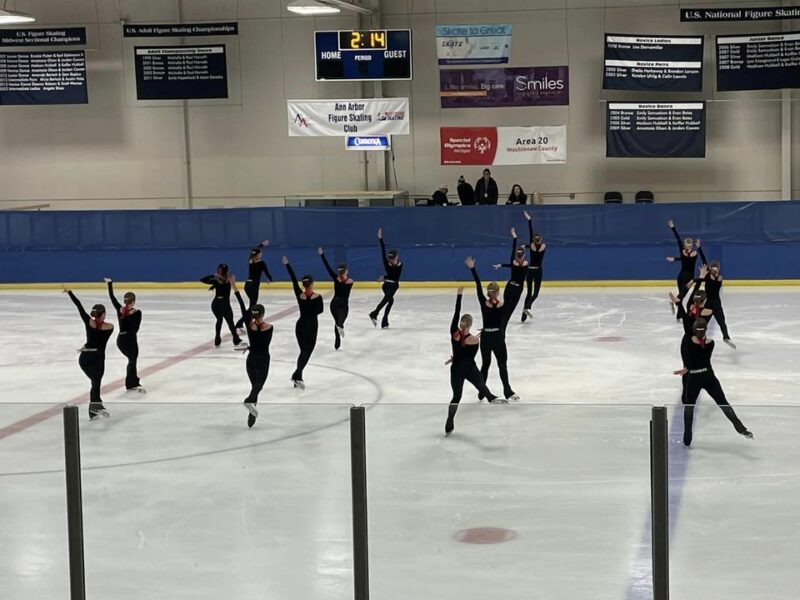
[0,404,69,600]
[2,402,800,599]
[78,402,354,600]
[669,404,800,600]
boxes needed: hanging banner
[0,50,88,105]
[681,7,800,21]
[123,23,238,37]
[440,126,567,165]
[435,24,512,65]
[134,45,228,100]
[0,27,86,47]
[603,34,704,92]
[607,102,706,158]
[440,66,569,108]
[717,31,800,91]
[288,98,410,137]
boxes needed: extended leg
[493,339,515,399]
[704,375,750,436]
[464,362,497,402]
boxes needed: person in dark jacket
[431,185,450,206]
[506,184,527,205]
[457,175,475,205]
[475,169,499,205]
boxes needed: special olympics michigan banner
[440,66,569,108]
[604,34,704,92]
[435,24,512,65]
[288,98,410,137]
[441,126,567,166]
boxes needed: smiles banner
[440,66,569,108]
[441,126,567,165]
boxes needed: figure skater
[235,240,272,331]
[104,278,144,393]
[493,228,527,328]
[63,288,113,420]
[200,264,242,347]
[466,257,518,401]
[233,279,273,428]
[369,227,403,329]
[521,210,546,323]
[444,288,500,437]
[283,256,323,389]
[666,219,701,306]
[319,246,353,350]
[694,252,736,348]
[673,318,753,447]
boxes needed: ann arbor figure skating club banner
[440,126,567,165]
[435,24,512,65]
[287,98,410,137]
[440,66,569,108]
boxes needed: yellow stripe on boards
[2,280,800,291]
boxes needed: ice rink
[1,286,799,600]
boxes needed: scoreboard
[315,29,412,81]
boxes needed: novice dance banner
[441,126,567,165]
[435,24,512,65]
[288,98,410,137]
[607,102,705,158]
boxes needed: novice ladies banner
[441,126,567,165]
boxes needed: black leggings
[331,297,350,346]
[707,300,731,340]
[212,298,241,345]
[446,361,496,425]
[676,270,693,299]
[502,282,523,327]
[523,268,543,311]
[480,332,514,398]
[79,351,106,417]
[246,352,270,404]
[292,317,318,381]
[683,372,747,442]
[117,334,140,390]
[235,281,261,329]
[372,282,399,325]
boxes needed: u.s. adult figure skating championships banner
[441,126,567,165]
[288,98,410,137]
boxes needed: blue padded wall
[1,202,799,283]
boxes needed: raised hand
[465,256,475,269]
[668,219,675,229]
[62,285,70,294]
[666,256,675,263]
[695,238,701,247]
[103,277,112,283]
[699,264,708,278]
[377,227,383,240]
[318,246,324,255]
[262,239,270,247]
[523,210,532,221]
[457,286,464,295]
[511,227,517,238]
[492,264,502,271]
[282,256,289,266]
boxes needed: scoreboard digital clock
[315,29,412,81]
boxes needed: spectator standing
[475,169,499,205]
[457,175,475,205]
[506,184,528,205]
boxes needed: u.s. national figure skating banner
[441,126,567,165]
[288,98,410,137]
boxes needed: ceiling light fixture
[287,0,341,16]
[0,8,36,24]
[320,0,372,14]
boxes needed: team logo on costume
[474,136,492,154]
[293,113,310,127]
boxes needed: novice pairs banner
[441,126,567,165]
[435,24,512,65]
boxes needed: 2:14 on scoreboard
[315,29,413,81]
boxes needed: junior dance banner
[441,126,567,165]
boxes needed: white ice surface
[0,287,799,600]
